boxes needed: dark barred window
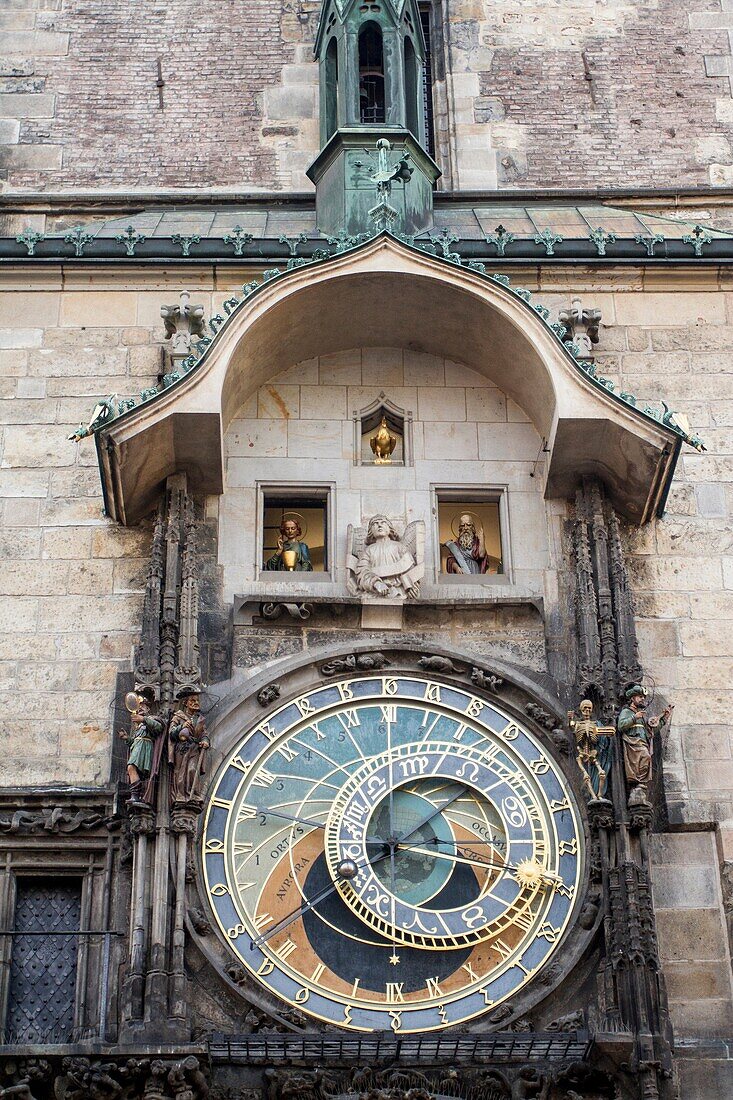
[5,879,81,1044]
[419,4,436,157]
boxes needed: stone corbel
[558,297,602,357]
[160,290,206,366]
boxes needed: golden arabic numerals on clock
[201,674,583,1032]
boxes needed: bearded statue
[444,512,490,574]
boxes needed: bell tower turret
[307,0,440,237]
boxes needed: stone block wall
[5,0,733,192]
[219,345,548,601]
[652,831,733,1040]
[0,265,731,824]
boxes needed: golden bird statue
[370,416,397,464]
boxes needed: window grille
[5,878,81,1044]
[419,5,436,157]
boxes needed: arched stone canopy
[96,234,680,524]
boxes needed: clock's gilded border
[187,642,597,1033]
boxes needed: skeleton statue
[567,699,615,800]
[347,515,424,600]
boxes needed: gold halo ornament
[280,510,308,539]
[450,510,483,539]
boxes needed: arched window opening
[359,22,385,123]
[404,36,419,139]
[325,37,339,139]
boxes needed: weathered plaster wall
[5,0,733,192]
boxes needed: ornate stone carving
[257,683,281,706]
[558,298,602,357]
[161,291,206,360]
[173,496,202,699]
[320,652,390,675]
[417,655,465,674]
[260,602,312,620]
[470,667,504,693]
[571,479,643,713]
[524,702,556,730]
[135,503,165,699]
[347,516,424,600]
[44,1057,209,1100]
[0,806,108,834]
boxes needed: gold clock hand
[399,842,503,872]
[252,844,396,948]
[397,840,561,887]
[393,786,469,845]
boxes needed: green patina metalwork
[485,225,515,258]
[279,233,310,269]
[588,227,617,256]
[72,230,706,455]
[64,226,95,257]
[171,234,201,257]
[634,233,664,257]
[682,224,712,257]
[533,228,563,256]
[15,228,44,256]
[428,228,460,263]
[115,226,147,257]
[223,226,254,256]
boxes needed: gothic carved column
[120,473,204,1042]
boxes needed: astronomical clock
[202,673,584,1032]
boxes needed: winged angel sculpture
[347,515,424,600]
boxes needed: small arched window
[359,22,385,123]
[404,35,419,139]
[324,37,339,139]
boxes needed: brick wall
[4,0,733,192]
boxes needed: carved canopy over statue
[347,515,424,600]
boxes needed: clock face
[202,674,583,1033]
